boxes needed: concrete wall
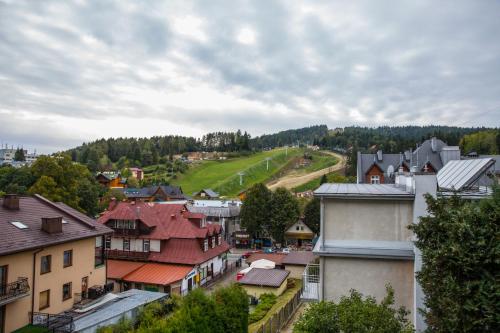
[0,237,106,332]
[323,199,413,242]
[284,265,305,279]
[322,257,414,323]
[242,279,288,298]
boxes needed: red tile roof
[0,195,112,256]
[282,251,317,266]
[107,260,145,279]
[149,238,230,265]
[122,263,193,285]
[98,202,218,240]
[246,253,287,266]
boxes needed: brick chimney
[41,217,63,234]
[3,194,20,210]
[108,197,118,211]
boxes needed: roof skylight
[10,221,28,229]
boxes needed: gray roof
[437,158,496,191]
[187,205,240,217]
[239,268,290,287]
[282,251,317,266]
[314,183,414,200]
[314,239,414,260]
[195,189,219,198]
[119,185,186,199]
[72,289,167,331]
[357,138,460,183]
[479,155,500,174]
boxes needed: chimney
[108,197,118,211]
[3,194,20,210]
[41,217,63,234]
[376,150,383,162]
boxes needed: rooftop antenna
[237,172,245,186]
[265,157,272,171]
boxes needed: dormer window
[370,175,380,184]
[211,236,216,248]
[204,239,208,252]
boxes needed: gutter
[31,248,43,321]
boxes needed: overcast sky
[1,0,499,153]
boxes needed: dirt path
[267,151,346,190]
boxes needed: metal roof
[239,268,290,287]
[72,289,167,331]
[314,239,414,260]
[437,158,495,191]
[314,183,414,199]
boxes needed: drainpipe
[31,248,43,321]
[320,197,325,301]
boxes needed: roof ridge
[33,194,96,229]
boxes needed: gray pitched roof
[187,205,240,217]
[438,158,496,191]
[239,268,290,287]
[357,138,460,183]
[119,185,186,199]
[314,183,414,199]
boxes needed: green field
[171,148,302,196]
[301,151,338,173]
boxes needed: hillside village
[1,1,499,332]
[0,130,498,332]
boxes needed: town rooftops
[194,189,220,198]
[282,251,317,266]
[187,205,240,218]
[239,268,290,288]
[117,185,186,199]
[314,183,414,200]
[0,194,111,256]
[148,238,230,265]
[107,260,145,280]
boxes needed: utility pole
[238,172,244,186]
[285,146,288,156]
[265,157,271,171]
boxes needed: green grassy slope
[171,148,302,196]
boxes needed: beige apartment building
[314,173,437,332]
[0,194,111,333]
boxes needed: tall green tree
[214,284,249,333]
[303,198,320,235]
[409,190,500,332]
[240,183,272,238]
[14,148,25,161]
[269,187,300,244]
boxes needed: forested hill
[66,125,494,172]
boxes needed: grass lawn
[13,325,50,333]
[248,279,303,333]
[302,151,338,173]
[171,148,302,196]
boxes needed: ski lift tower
[265,157,272,171]
[237,172,245,186]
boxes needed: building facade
[98,201,230,295]
[0,194,111,333]
[314,174,437,332]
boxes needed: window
[143,240,150,252]
[39,290,50,310]
[105,236,111,249]
[370,175,380,184]
[211,236,216,248]
[63,250,73,268]
[296,226,300,231]
[40,255,51,274]
[95,236,105,267]
[62,282,72,301]
[218,234,222,245]
[123,239,130,251]
[203,239,208,252]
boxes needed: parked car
[281,248,291,254]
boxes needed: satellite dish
[387,165,395,178]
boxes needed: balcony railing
[31,312,74,333]
[106,249,149,260]
[0,277,30,305]
[301,264,320,301]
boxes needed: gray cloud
[0,0,499,153]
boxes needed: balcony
[301,264,319,301]
[0,277,30,306]
[106,249,149,261]
[31,312,74,333]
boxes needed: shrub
[248,293,277,324]
[293,285,413,333]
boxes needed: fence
[254,287,302,333]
